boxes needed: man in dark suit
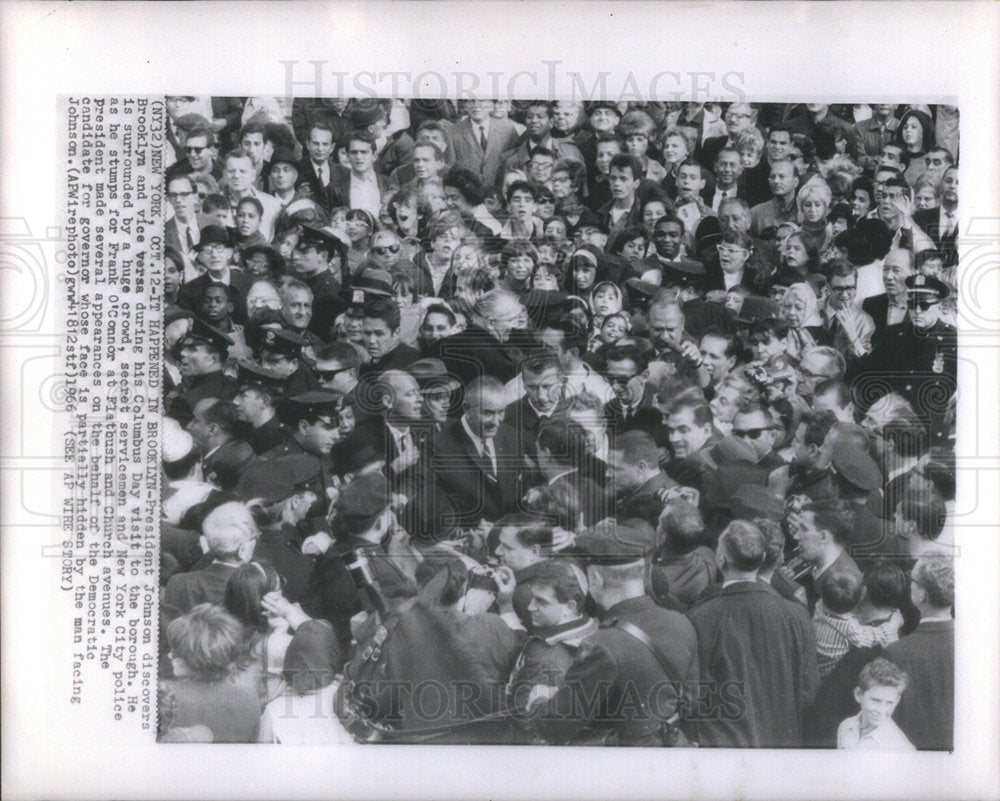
[176,225,254,324]
[506,352,568,463]
[884,555,954,750]
[296,120,343,211]
[912,165,959,266]
[860,248,913,347]
[603,344,664,441]
[431,375,522,527]
[788,499,863,612]
[161,501,259,631]
[186,398,255,485]
[164,173,209,273]
[686,520,817,747]
[448,99,521,190]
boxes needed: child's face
[592,287,621,317]
[545,220,567,241]
[507,255,535,282]
[573,263,597,291]
[236,204,262,237]
[725,290,745,314]
[621,237,646,260]
[537,244,557,266]
[601,315,626,343]
[200,287,231,323]
[854,684,903,729]
[209,207,233,228]
[533,269,558,291]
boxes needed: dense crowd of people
[157,96,957,749]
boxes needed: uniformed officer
[236,454,324,602]
[267,391,342,519]
[233,360,289,454]
[167,317,238,425]
[855,274,956,444]
[257,328,321,397]
[303,472,418,667]
[528,533,699,746]
[292,224,347,338]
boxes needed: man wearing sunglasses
[731,402,783,468]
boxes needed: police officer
[233,360,288,454]
[292,224,347,337]
[528,531,699,746]
[167,317,238,425]
[303,472,417,668]
[856,274,956,445]
[266,391,342,518]
[257,328,321,397]
[235,454,324,602]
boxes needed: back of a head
[821,565,864,615]
[912,554,955,610]
[754,517,785,569]
[804,499,854,547]
[898,488,948,542]
[166,603,245,680]
[537,418,590,467]
[659,499,704,555]
[863,560,909,609]
[201,501,257,559]
[718,519,765,573]
[614,429,660,469]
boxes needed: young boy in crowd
[197,282,251,361]
[814,566,904,679]
[837,657,915,750]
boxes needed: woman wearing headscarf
[780,282,831,360]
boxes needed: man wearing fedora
[176,225,254,325]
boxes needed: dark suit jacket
[861,293,895,347]
[161,562,238,630]
[448,117,521,190]
[884,620,954,751]
[296,157,344,211]
[912,207,958,266]
[431,324,526,385]
[686,581,818,747]
[430,419,523,525]
[605,384,667,444]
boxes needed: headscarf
[781,282,823,359]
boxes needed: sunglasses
[908,300,940,311]
[184,145,208,155]
[317,366,354,381]
[733,426,773,440]
[371,244,401,256]
[606,374,636,386]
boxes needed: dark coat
[686,580,818,747]
[303,536,417,668]
[161,562,238,631]
[532,594,699,746]
[912,207,958,267]
[245,414,288,456]
[431,325,526,385]
[884,619,954,751]
[616,471,679,527]
[252,523,317,604]
[357,342,421,380]
[448,117,521,190]
[430,419,523,526]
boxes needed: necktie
[185,226,195,251]
[319,163,328,187]
[398,431,409,453]
[483,438,497,478]
[479,126,488,152]
[944,211,956,236]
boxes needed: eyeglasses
[167,191,196,201]
[317,366,354,381]
[717,245,748,256]
[606,374,635,386]
[185,145,208,155]
[371,244,401,256]
[908,300,940,311]
[830,284,857,294]
[733,426,773,440]
[200,243,229,253]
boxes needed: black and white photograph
[2,3,999,800]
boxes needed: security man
[266,391,342,518]
[257,327,322,397]
[528,530,699,746]
[233,360,288,454]
[856,274,957,445]
[167,317,238,425]
[236,453,324,602]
